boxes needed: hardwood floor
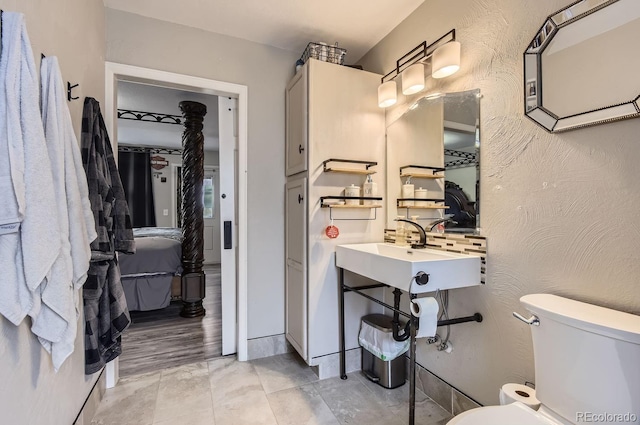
[119,264,223,377]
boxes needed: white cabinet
[285,70,308,176]
[285,177,307,358]
[285,59,386,368]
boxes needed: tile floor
[91,352,452,425]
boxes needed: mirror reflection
[386,89,480,233]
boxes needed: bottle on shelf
[363,174,378,206]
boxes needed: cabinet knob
[298,194,304,204]
[298,144,305,154]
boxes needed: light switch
[163,209,169,216]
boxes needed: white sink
[335,243,481,294]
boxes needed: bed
[119,227,182,311]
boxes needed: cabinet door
[285,177,307,266]
[286,259,307,360]
[285,69,308,176]
[285,177,307,360]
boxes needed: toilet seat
[447,402,560,425]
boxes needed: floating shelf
[325,167,377,175]
[400,172,444,179]
[397,205,449,209]
[396,198,447,209]
[399,165,445,179]
[324,204,383,209]
[321,195,383,221]
[323,158,377,174]
[321,195,383,208]
[397,198,444,203]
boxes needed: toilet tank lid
[521,294,640,344]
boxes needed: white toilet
[448,294,640,424]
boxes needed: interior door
[203,167,220,264]
[219,96,237,355]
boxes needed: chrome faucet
[395,219,427,249]
[427,217,457,232]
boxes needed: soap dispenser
[395,216,409,246]
[363,174,378,206]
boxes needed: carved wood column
[179,101,207,318]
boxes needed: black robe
[80,97,135,374]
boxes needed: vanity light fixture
[377,29,459,108]
[432,40,461,79]
[402,63,425,95]
[378,80,397,108]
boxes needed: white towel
[40,56,96,288]
[0,13,24,230]
[35,56,97,370]
[0,12,29,325]
[0,13,60,327]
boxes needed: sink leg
[339,267,347,380]
[409,311,416,425]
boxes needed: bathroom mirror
[386,89,480,233]
[524,0,640,132]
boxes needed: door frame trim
[104,62,249,386]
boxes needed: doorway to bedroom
[105,63,247,380]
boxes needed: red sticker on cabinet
[325,225,340,239]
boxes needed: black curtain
[118,151,157,228]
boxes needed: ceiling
[112,1,427,151]
[104,0,425,63]
[117,81,219,150]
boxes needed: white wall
[0,0,105,423]
[152,153,183,228]
[359,0,640,405]
[106,9,300,339]
[149,151,220,228]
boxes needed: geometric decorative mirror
[524,0,640,132]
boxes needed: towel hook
[67,82,79,101]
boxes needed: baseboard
[72,369,107,425]
[309,348,361,380]
[247,334,293,360]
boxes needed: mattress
[133,227,182,242]
[119,236,182,276]
[119,228,183,311]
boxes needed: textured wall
[106,9,300,339]
[0,0,105,423]
[359,0,640,405]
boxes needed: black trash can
[360,314,407,389]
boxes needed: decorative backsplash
[384,229,487,283]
